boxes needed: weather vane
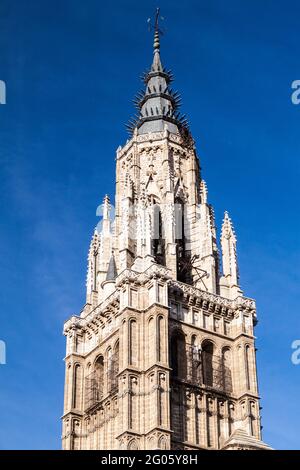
[147,7,165,36]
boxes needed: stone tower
[62,18,271,451]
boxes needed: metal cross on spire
[147,8,165,50]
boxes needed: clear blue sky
[0,0,299,450]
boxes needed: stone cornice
[64,266,256,335]
[63,289,120,335]
[168,279,256,318]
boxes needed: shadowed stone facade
[62,22,271,451]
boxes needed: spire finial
[154,7,161,51]
[148,8,164,52]
[127,10,189,136]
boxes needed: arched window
[107,347,113,392]
[148,317,155,366]
[175,198,188,282]
[175,197,185,246]
[202,341,214,387]
[128,439,138,450]
[152,202,165,266]
[147,437,155,450]
[73,364,83,409]
[93,356,104,403]
[245,345,251,390]
[221,347,233,393]
[129,319,138,366]
[112,341,119,392]
[129,376,138,430]
[170,331,187,379]
[190,335,201,383]
[157,315,165,363]
[65,363,72,409]
[158,436,167,450]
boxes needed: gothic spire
[151,10,163,72]
[220,211,241,298]
[221,211,237,242]
[127,9,190,138]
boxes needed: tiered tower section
[62,23,271,451]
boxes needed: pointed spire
[152,8,163,72]
[86,228,101,302]
[151,45,163,73]
[106,253,117,281]
[220,211,240,294]
[221,211,236,242]
[127,9,191,138]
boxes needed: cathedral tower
[62,13,271,451]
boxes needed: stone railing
[168,279,256,313]
[115,264,171,288]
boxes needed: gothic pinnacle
[221,211,236,241]
[103,194,110,220]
